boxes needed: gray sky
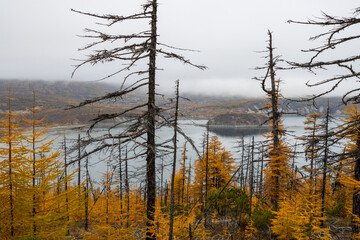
[0,0,359,98]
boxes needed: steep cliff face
[208,113,268,126]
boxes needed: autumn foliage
[2,95,360,240]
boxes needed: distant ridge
[0,79,345,124]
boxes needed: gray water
[47,116,331,186]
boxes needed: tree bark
[64,136,70,236]
[146,1,157,239]
[268,31,280,210]
[353,125,360,233]
[119,139,123,214]
[204,121,209,226]
[249,136,255,218]
[78,133,81,196]
[169,80,179,240]
[125,147,130,228]
[321,106,330,226]
[85,156,89,231]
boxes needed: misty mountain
[0,79,345,124]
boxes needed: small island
[208,113,268,126]
[207,113,268,137]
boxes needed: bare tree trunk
[78,133,81,196]
[85,156,89,231]
[181,143,187,205]
[259,144,264,198]
[201,133,206,158]
[240,137,245,190]
[249,137,254,218]
[204,121,209,226]
[119,139,123,214]
[31,91,37,236]
[125,147,130,228]
[160,158,164,205]
[259,31,281,210]
[245,143,250,190]
[106,157,109,226]
[309,119,317,197]
[64,136,70,236]
[291,142,297,198]
[164,181,168,207]
[269,32,280,210]
[353,126,360,233]
[256,150,260,195]
[169,80,180,240]
[70,2,205,238]
[8,90,14,237]
[187,161,191,208]
[146,1,157,239]
[321,106,329,226]
[189,223,193,240]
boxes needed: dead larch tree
[288,7,360,234]
[70,1,205,239]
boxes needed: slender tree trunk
[57,179,61,212]
[187,161,191,208]
[249,137,254,218]
[201,134,206,158]
[291,142,297,198]
[125,147,130,228]
[164,181,168,207]
[106,157,109,226]
[268,31,280,210]
[119,139,123,214]
[31,91,37,236]
[309,119,317,197]
[189,223,193,240]
[169,80,179,240]
[64,136,70,236]
[160,159,164,205]
[256,151,260,195]
[245,143,250,190]
[321,107,329,225]
[259,144,264,198]
[353,125,360,233]
[8,90,14,237]
[146,1,157,239]
[78,133,81,196]
[181,143,187,205]
[204,121,210,227]
[240,137,245,190]
[85,156,89,231]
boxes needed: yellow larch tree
[18,91,67,239]
[193,136,236,201]
[262,116,292,209]
[301,113,331,238]
[339,104,360,234]
[271,196,303,239]
[0,93,25,239]
[258,32,292,210]
[172,142,190,206]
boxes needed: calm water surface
[47,116,333,185]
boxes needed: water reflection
[209,125,268,137]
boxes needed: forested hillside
[0,79,344,125]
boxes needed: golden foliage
[193,136,236,201]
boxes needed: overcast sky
[0,0,359,98]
